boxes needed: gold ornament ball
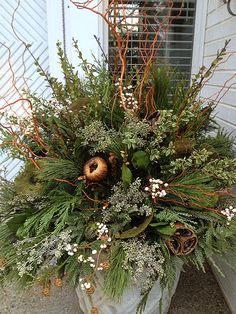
[83,157,108,182]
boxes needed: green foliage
[17,187,83,237]
[14,163,43,196]
[121,163,132,189]
[115,214,153,239]
[151,223,176,236]
[152,65,187,111]
[169,173,219,209]
[132,150,150,169]
[38,159,82,182]
[0,39,236,314]
[200,128,235,158]
[104,243,131,299]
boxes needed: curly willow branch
[69,0,184,114]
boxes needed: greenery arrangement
[0,39,236,314]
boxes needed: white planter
[76,269,181,314]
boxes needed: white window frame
[46,0,65,80]
[46,0,206,78]
[191,0,208,76]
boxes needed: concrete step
[0,266,230,314]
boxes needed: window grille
[108,0,196,80]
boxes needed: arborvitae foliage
[0,41,236,313]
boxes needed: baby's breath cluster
[96,223,112,247]
[145,178,168,200]
[221,206,236,225]
[122,239,165,293]
[77,248,96,268]
[79,277,93,292]
[115,79,138,112]
[65,243,79,256]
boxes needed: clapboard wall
[198,0,236,148]
[0,0,50,180]
[192,0,236,312]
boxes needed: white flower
[92,249,97,255]
[84,282,91,289]
[221,206,236,224]
[78,255,84,262]
[100,244,107,249]
[65,244,72,251]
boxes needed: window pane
[108,0,196,80]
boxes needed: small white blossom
[145,178,168,201]
[221,206,236,224]
[84,282,91,289]
[78,255,84,262]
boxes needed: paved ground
[168,265,231,314]
[0,266,231,314]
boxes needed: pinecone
[86,286,95,295]
[42,282,51,297]
[42,287,51,297]
[100,261,110,270]
[54,278,63,288]
[91,307,99,314]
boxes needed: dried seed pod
[91,307,99,314]
[83,157,108,182]
[166,223,198,256]
[54,278,63,288]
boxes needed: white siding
[200,0,236,149]
[193,0,236,312]
[0,0,50,180]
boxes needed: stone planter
[76,268,181,314]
